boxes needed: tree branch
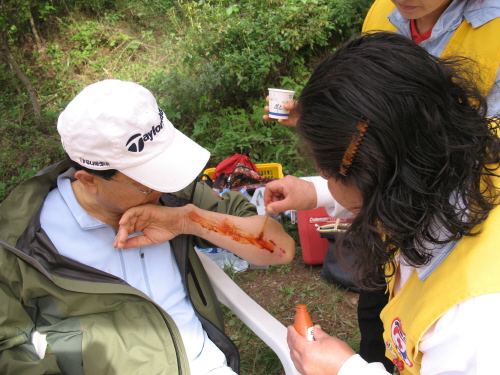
[40,93,58,107]
[29,9,44,52]
[0,37,42,125]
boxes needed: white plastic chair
[196,250,299,375]
[32,252,299,374]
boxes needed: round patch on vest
[391,317,414,370]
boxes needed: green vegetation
[1,0,372,202]
[1,0,371,372]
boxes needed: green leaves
[39,2,56,20]
[225,4,239,15]
[153,0,337,101]
[147,0,371,174]
[0,0,370,202]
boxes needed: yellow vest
[381,187,500,374]
[362,0,500,96]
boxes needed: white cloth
[40,169,236,375]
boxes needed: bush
[0,0,371,202]
[147,0,370,174]
[188,102,307,171]
[149,0,342,122]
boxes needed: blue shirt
[40,169,236,375]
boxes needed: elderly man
[0,79,295,375]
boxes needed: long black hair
[297,32,500,288]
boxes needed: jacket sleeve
[174,181,258,249]
[0,251,62,375]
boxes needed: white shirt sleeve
[301,176,355,218]
[418,293,500,375]
[337,354,390,375]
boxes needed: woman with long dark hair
[265,31,500,374]
[265,1,500,371]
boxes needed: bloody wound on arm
[187,210,282,254]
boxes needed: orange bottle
[294,304,314,341]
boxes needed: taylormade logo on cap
[126,108,165,153]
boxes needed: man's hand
[114,205,189,249]
[263,96,300,127]
[114,203,296,266]
[287,325,355,375]
[265,176,318,214]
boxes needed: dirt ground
[227,250,361,364]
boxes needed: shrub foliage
[0,0,372,202]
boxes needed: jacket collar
[58,168,108,230]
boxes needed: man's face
[96,172,163,215]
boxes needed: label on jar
[306,326,315,341]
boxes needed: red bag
[213,154,258,180]
[214,164,277,193]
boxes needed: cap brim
[119,129,210,193]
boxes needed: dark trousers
[358,287,394,372]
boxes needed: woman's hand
[265,175,318,214]
[287,325,356,375]
[263,96,300,127]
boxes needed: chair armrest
[196,250,300,375]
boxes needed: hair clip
[339,120,370,176]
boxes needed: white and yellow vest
[381,176,500,374]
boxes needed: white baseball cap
[58,79,210,193]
